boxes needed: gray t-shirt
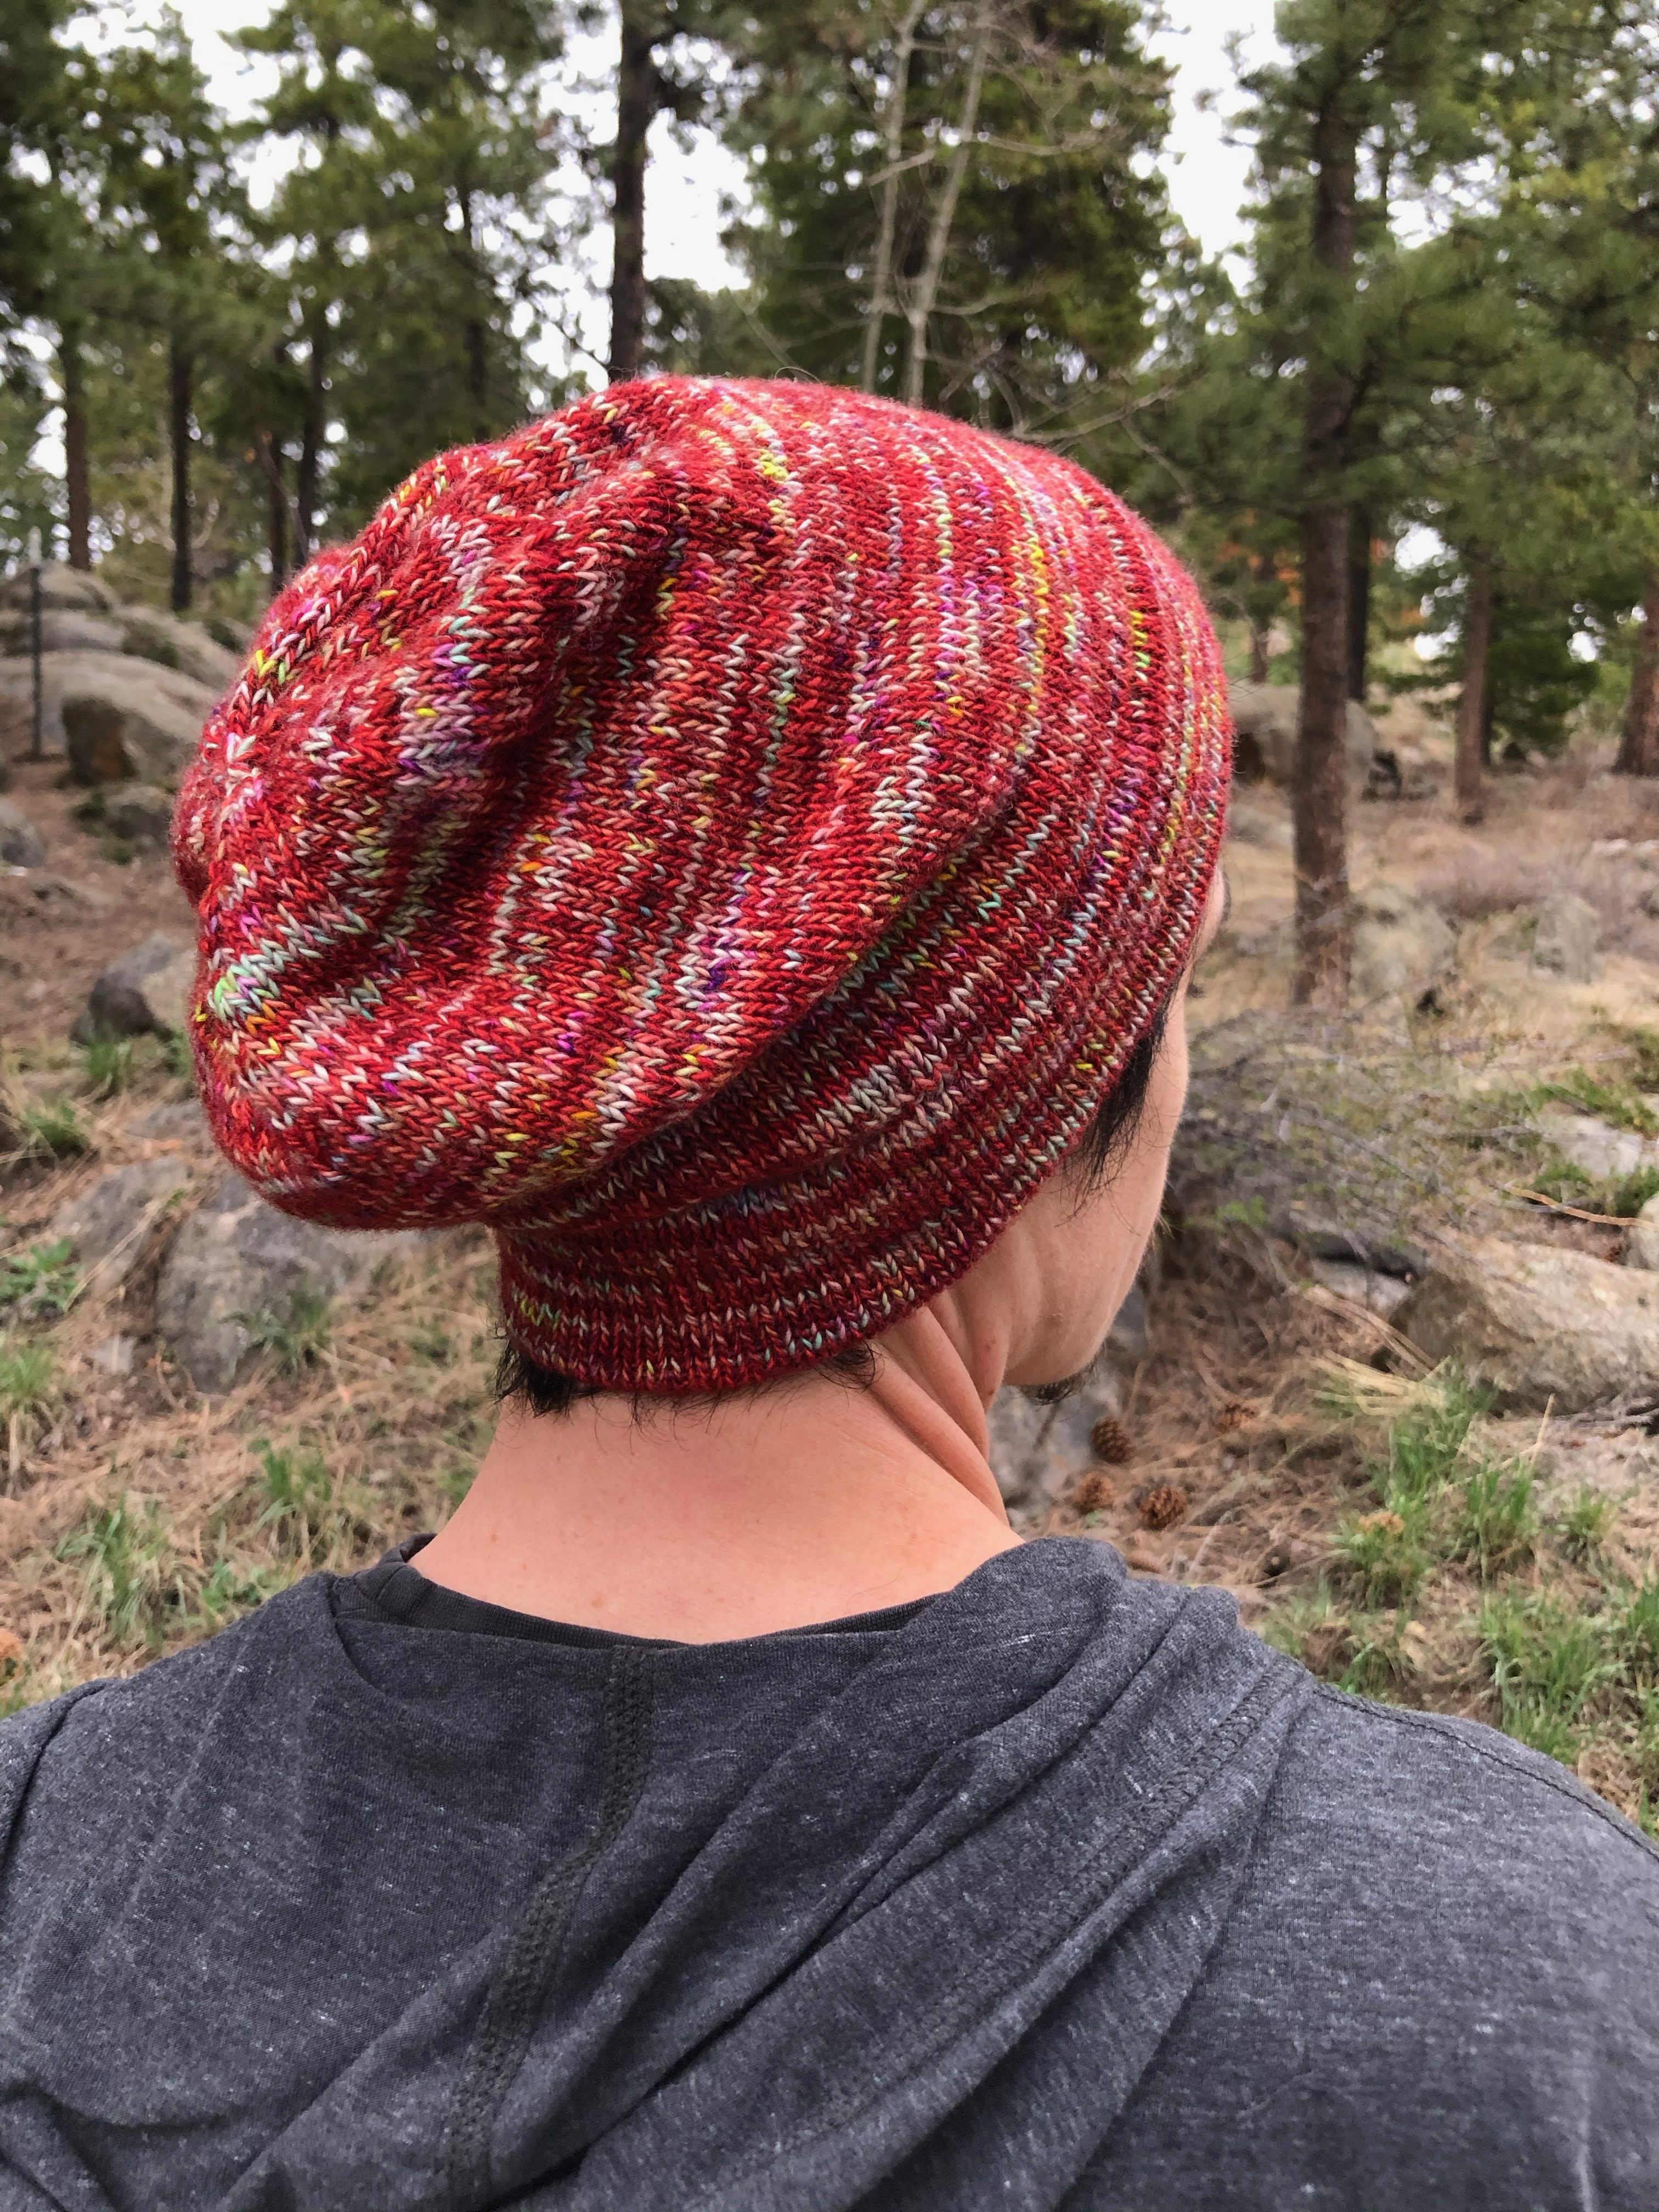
[0,1534,1654,2209]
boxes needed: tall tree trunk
[259,430,289,595]
[1454,563,1494,823]
[1346,503,1371,703]
[297,311,329,566]
[609,0,658,385]
[60,327,91,572]
[902,0,994,406]
[861,0,927,394]
[1615,574,1659,777]
[1291,97,1358,1009]
[168,335,193,614]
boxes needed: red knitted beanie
[174,378,1229,1392]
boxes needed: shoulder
[0,1578,332,1876]
[1283,1680,1659,1891]
[1249,1677,1659,2047]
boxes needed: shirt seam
[1311,1684,1659,1866]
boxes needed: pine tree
[724,0,1172,431]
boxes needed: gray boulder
[117,607,240,695]
[98,782,176,848]
[1628,1194,1659,1273]
[0,609,126,658]
[1228,683,1378,787]
[48,1156,193,1296]
[1532,893,1601,984]
[1536,1104,1659,1184]
[0,799,44,869]
[129,1097,207,1145]
[1350,883,1455,1009]
[63,662,212,786]
[156,1172,417,1391]
[0,563,116,616]
[1394,1236,1659,1412]
[0,652,215,769]
[76,932,195,1040]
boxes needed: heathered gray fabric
[0,1534,1654,2210]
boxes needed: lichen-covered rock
[156,1173,419,1391]
[1394,1236,1659,1412]
[1536,1105,1659,1184]
[48,1156,193,1295]
[1532,893,1602,984]
[76,933,195,1040]
[1349,884,1455,1009]
[1628,1194,1659,1273]
[0,799,44,869]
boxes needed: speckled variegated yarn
[173,377,1229,1392]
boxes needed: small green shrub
[78,1036,133,1100]
[1610,1165,1659,1217]
[195,1556,284,1631]
[1335,1508,1427,1606]
[1559,1488,1617,1562]
[21,1098,87,1159]
[0,1336,57,1442]
[1542,1070,1659,1138]
[59,1496,185,1652]
[253,1438,334,1558]
[237,1288,332,1378]
[1451,1458,1537,1581]
[1481,1591,1608,1762]
[0,1238,81,1320]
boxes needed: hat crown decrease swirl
[174,376,1229,1392]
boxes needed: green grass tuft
[237,1288,333,1379]
[0,1238,81,1321]
[21,1098,87,1159]
[1451,1457,1537,1581]
[78,1036,133,1101]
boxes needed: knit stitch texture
[174,377,1229,1391]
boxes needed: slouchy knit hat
[174,378,1228,1392]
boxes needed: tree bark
[168,335,193,614]
[861,0,928,394]
[259,430,289,595]
[1346,503,1370,703]
[60,328,91,572]
[1614,574,1659,777]
[902,0,994,407]
[1291,94,1358,1009]
[297,311,328,566]
[608,0,658,384]
[1454,563,1494,823]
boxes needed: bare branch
[861,0,928,394]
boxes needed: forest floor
[4,735,1659,1827]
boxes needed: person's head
[173,378,1229,1408]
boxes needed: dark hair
[494,999,1169,1418]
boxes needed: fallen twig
[1506,1187,1634,1228]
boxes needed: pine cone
[1089,1415,1133,1465]
[1073,1470,1116,1515]
[1136,1482,1189,1532]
